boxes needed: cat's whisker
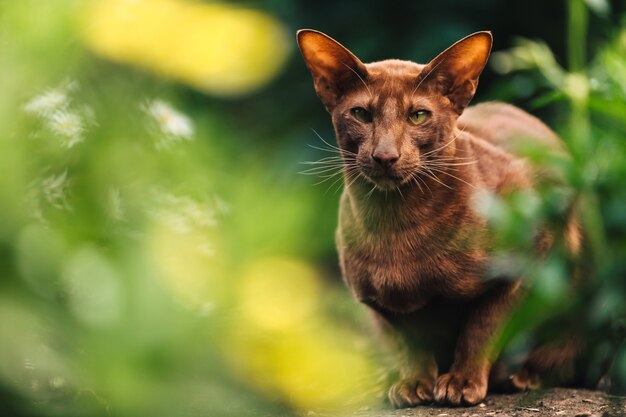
[425,156,477,164]
[421,139,455,157]
[407,173,424,194]
[323,172,344,179]
[299,162,346,174]
[411,59,445,101]
[300,159,345,166]
[309,164,359,185]
[424,166,464,173]
[421,161,478,173]
[307,144,339,154]
[300,156,344,163]
[421,126,469,158]
[419,177,432,195]
[365,185,377,200]
[313,172,343,185]
[300,168,343,176]
[337,166,363,195]
[314,175,345,187]
[311,129,358,156]
[425,161,477,167]
[422,163,468,172]
[416,171,434,194]
[409,172,429,195]
[306,144,356,158]
[325,169,352,195]
[425,166,477,189]
[300,162,344,167]
[299,162,345,171]
[342,63,373,100]
[395,185,405,201]
[425,155,477,163]
[306,130,359,185]
[299,166,345,174]
[344,169,365,192]
[418,166,454,190]
[307,144,355,157]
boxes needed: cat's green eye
[351,107,372,123]
[409,110,430,125]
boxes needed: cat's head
[297,30,492,191]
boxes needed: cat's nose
[372,149,400,169]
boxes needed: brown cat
[297,29,583,407]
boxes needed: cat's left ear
[297,29,369,111]
[419,31,492,114]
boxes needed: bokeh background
[1,0,626,416]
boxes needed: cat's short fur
[297,30,582,407]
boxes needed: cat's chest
[337,214,488,314]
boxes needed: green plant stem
[566,0,607,263]
[567,0,588,72]
[566,0,590,155]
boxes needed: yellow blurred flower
[80,0,290,96]
[239,257,321,331]
[147,222,218,308]
[146,191,227,311]
[225,257,379,412]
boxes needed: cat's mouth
[362,172,407,190]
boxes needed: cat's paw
[388,377,435,408]
[511,366,541,391]
[433,372,487,406]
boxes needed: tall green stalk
[566,0,590,152]
[566,0,606,261]
[567,0,588,72]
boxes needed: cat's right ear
[418,31,492,114]
[297,29,368,111]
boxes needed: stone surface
[312,389,626,417]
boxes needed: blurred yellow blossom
[225,257,379,412]
[80,0,290,96]
[146,191,227,310]
[239,257,321,331]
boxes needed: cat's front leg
[370,309,438,408]
[433,359,489,406]
[388,350,438,408]
[434,281,521,406]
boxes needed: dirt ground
[342,389,626,417]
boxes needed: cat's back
[458,102,563,156]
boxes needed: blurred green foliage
[0,0,625,416]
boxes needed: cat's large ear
[297,29,369,111]
[418,31,492,114]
